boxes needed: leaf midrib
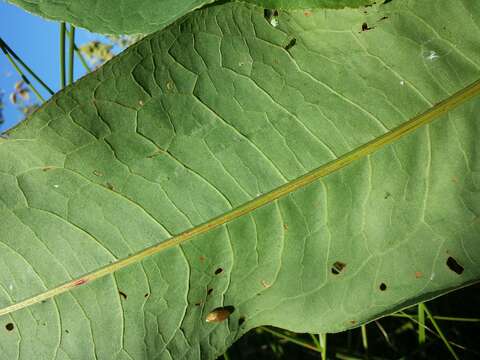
[1,78,479,318]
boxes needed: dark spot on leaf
[238,316,246,326]
[331,261,346,275]
[144,293,149,298]
[362,22,374,31]
[93,170,103,177]
[446,256,464,275]
[384,192,391,199]
[65,329,69,334]
[264,9,278,20]
[119,291,127,300]
[379,283,387,291]
[195,301,202,306]
[205,306,235,323]
[284,38,297,51]
[283,223,288,231]
[207,288,213,296]
[264,9,279,27]
[42,166,53,172]
[215,268,223,275]
[5,323,14,331]
[383,0,393,4]
[106,182,115,191]
[379,16,389,21]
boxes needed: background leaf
[1,0,480,359]
[7,0,216,34]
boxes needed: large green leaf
[240,0,376,9]
[1,0,480,359]
[7,0,216,34]
[8,0,377,35]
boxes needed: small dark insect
[205,306,235,323]
[362,22,374,31]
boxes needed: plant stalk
[60,22,66,88]
[418,303,426,344]
[68,25,75,85]
[0,37,53,95]
[0,40,45,102]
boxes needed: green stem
[259,327,321,353]
[60,22,66,88]
[319,333,327,360]
[0,41,45,102]
[361,325,368,352]
[424,305,459,360]
[0,37,54,95]
[418,303,426,344]
[64,27,91,73]
[68,25,75,85]
[223,351,230,360]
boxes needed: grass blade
[424,305,460,360]
[259,327,321,353]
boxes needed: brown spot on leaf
[415,271,423,279]
[304,11,312,16]
[42,166,54,172]
[283,224,288,231]
[144,293,149,298]
[199,256,206,262]
[106,182,115,191]
[205,306,235,323]
[73,278,88,286]
[207,288,213,296]
[261,280,271,288]
[93,170,103,177]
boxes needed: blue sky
[0,0,108,131]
